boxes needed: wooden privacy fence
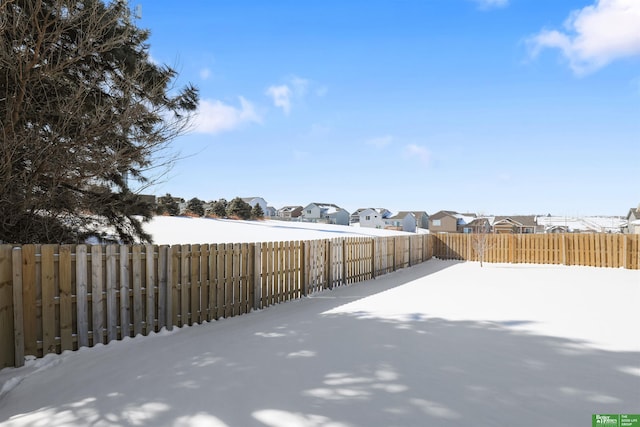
[432,233,640,270]
[0,234,432,368]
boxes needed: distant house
[461,218,491,234]
[265,206,277,217]
[356,208,387,229]
[350,208,392,224]
[241,197,269,216]
[428,211,458,233]
[492,216,537,234]
[277,206,303,219]
[384,212,416,232]
[428,211,477,233]
[537,216,625,234]
[301,203,350,226]
[626,205,640,234]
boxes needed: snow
[1,258,638,427]
[536,216,626,233]
[142,216,415,245]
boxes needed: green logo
[593,415,640,427]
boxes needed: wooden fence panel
[0,245,15,368]
[158,245,168,329]
[76,245,89,348]
[105,245,118,343]
[216,244,225,319]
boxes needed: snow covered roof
[536,216,626,233]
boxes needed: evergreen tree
[186,197,204,217]
[156,194,180,216]
[211,199,228,217]
[226,197,252,220]
[251,204,264,219]
[0,0,198,243]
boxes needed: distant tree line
[155,195,264,220]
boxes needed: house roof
[493,215,537,227]
[310,202,341,209]
[536,216,626,233]
[463,218,490,228]
[430,210,458,220]
[388,211,415,220]
[627,207,639,220]
[278,205,302,212]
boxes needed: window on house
[307,210,311,214]
[365,215,371,220]
[433,219,441,226]
[463,228,471,234]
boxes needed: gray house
[301,203,350,226]
[626,204,640,234]
[241,197,270,216]
[384,211,426,233]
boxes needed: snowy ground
[1,260,638,427]
[141,216,419,245]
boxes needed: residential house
[428,211,475,233]
[356,208,387,229]
[492,216,537,234]
[384,212,416,232]
[461,218,491,234]
[241,197,269,216]
[428,211,459,233]
[265,206,277,217]
[350,208,392,224]
[277,206,303,220]
[537,216,626,233]
[626,205,640,234]
[301,203,350,226]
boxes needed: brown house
[492,216,537,234]
[277,206,303,219]
[429,211,460,233]
[461,218,491,234]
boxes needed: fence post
[371,238,376,279]
[327,239,333,289]
[300,241,308,296]
[252,243,262,309]
[561,234,567,266]
[3,246,19,368]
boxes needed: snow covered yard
[0,260,638,427]
[142,216,419,245]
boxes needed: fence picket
[4,246,19,368]
[120,245,130,338]
[76,245,89,348]
[105,245,118,343]
[91,245,104,346]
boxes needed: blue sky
[134,0,640,217]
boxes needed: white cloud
[528,0,640,74]
[265,75,327,115]
[366,135,394,148]
[192,97,262,135]
[199,68,211,80]
[405,144,431,165]
[471,0,509,10]
[265,85,292,115]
